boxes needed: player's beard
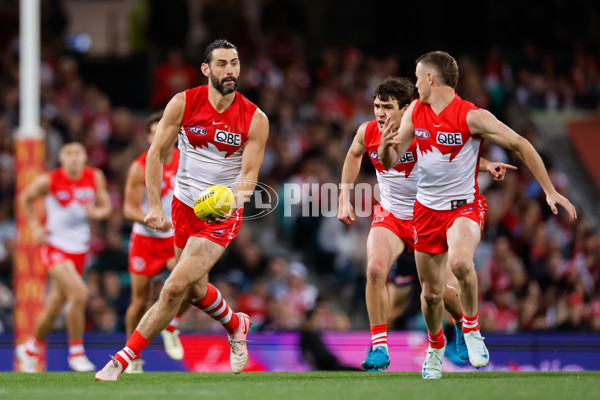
[211,75,239,95]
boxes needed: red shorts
[40,244,88,275]
[371,204,416,252]
[128,232,175,276]
[412,196,487,254]
[172,196,243,249]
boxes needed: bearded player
[96,39,269,380]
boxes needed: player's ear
[200,63,210,78]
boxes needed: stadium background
[0,0,599,371]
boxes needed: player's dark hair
[146,111,163,133]
[416,51,459,88]
[373,77,415,107]
[203,39,238,64]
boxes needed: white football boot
[161,329,184,360]
[228,312,251,374]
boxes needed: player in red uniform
[379,51,577,378]
[96,39,269,381]
[122,112,189,373]
[339,77,514,371]
[16,142,112,372]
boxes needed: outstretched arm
[478,157,517,181]
[468,109,577,220]
[338,123,368,225]
[145,92,184,231]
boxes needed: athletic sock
[192,283,239,335]
[68,338,85,359]
[24,336,44,356]
[370,324,388,350]
[114,330,150,369]
[428,328,446,349]
[452,312,464,328]
[462,312,480,333]
[165,315,182,332]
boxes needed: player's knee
[366,260,388,283]
[45,304,63,318]
[448,256,472,280]
[69,286,89,306]
[161,279,188,303]
[421,289,443,307]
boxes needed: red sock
[193,283,239,335]
[114,330,150,369]
[165,315,182,332]
[462,312,480,333]
[68,338,85,358]
[370,324,388,348]
[427,328,445,349]
[452,312,464,328]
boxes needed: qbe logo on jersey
[436,132,463,145]
[215,129,242,146]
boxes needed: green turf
[1,371,599,400]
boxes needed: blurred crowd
[0,0,599,335]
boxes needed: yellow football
[193,185,235,220]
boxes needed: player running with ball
[96,39,269,380]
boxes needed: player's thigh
[366,226,405,272]
[48,260,88,299]
[169,236,224,288]
[130,273,153,303]
[446,217,481,260]
[414,251,447,295]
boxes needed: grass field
[1,371,599,400]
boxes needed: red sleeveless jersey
[45,167,97,253]
[363,120,419,220]
[174,85,258,208]
[412,95,483,210]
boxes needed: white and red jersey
[132,149,179,238]
[364,120,419,220]
[45,167,97,253]
[412,95,483,210]
[174,85,258,208]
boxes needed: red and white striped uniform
[412,95,483,211]
[45,167,97,253]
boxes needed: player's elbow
[508,136,530,157]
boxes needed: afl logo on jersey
[415,129,430,139]
[188,126,207,136]
[369,151,379,161]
